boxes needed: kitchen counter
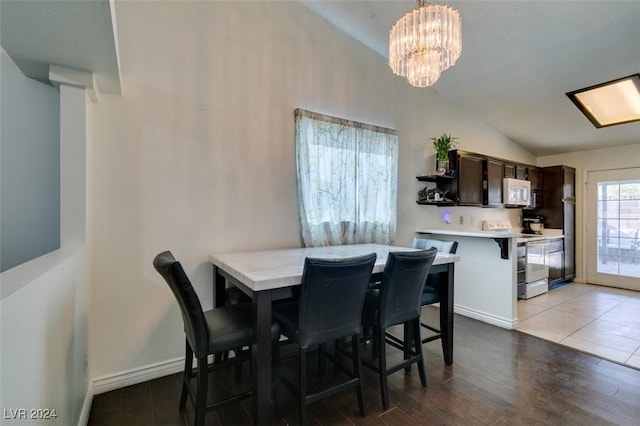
[416,228,522,239]
[418,228,564,245]
[415,227,565,331]
[516,230,564,244]
[417,228,520,260]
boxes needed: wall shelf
[416,200,455,206]
[416,175,455,183]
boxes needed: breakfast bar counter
[416,229,521,330]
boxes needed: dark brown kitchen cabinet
[422,149,548,209]
[504,163,516,179]
[527,167,542,191]
[505,163,529,180]
[484,158,504,207]
[517,243,526,299]
[531,165,576,282]
[450,151,483,206]
[527,166,543,209]
[547,237,564,286]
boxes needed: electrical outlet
[459,216,464,225]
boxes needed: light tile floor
[517,282,640,369]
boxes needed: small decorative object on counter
[431,133,458,175]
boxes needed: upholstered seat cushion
[202,304,280,354]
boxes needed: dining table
[210,243,460,425]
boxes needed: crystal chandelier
[389,1,462,87]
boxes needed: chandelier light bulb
[389,1,462,87]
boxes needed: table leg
[213,265,225,308]
[438,263,454,365]
[212,266,226,364]
[253,290,272,425]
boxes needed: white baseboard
[77,382,93,426]
[454,304,518,329]
[92,357,184,395]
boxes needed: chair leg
[376,325,390,410]
[180,339,193,410]
[403,322,412,373]
[371,326,380,360]
[195,356,209,426]
[318,343,326,377]
[412,318,427,387]
[273,339,281,419]
[352,335,366,417]
[334,338,342,374]
[233,347,243,382]
[299,348,308,426]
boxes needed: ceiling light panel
[567,74,640,128]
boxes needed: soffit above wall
[0,0,121,94]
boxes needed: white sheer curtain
[295,109,398,247]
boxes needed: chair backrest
[378,249,437,328]
[153,251,208,357]
[412,237,458,254]
[413,238,457,293]
[297,253,377,349]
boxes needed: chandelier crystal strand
[389,1,461,87]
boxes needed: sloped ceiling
[300,0,640,156]
[1,1,638,156]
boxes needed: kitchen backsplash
[423,206,523,231]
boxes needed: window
[595,178,640,278]
[294,109,398,247]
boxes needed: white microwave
[503,178,530,206]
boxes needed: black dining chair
[413,237,458,349]
[272,253,377,425]
[153,251,280,426]
[221,286,253,380]
[360,248,437,410]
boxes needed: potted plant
[430,133,458,175]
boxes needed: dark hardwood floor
[88,308,640,425]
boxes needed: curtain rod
[294,108,397,136]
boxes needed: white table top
[210,243,460,292]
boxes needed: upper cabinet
[416,149,542,209]
[526,166,543,209]
[504,163,527,180]
[484,158,504,207]
[527,167,542,191]
[455,151,484,206]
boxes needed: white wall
[89,1,537,383]
[0,248,90,425]
[538,143,640,283]
[0,54,93,425]
[0,48,60,272]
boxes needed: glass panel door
[586,168,640,290]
